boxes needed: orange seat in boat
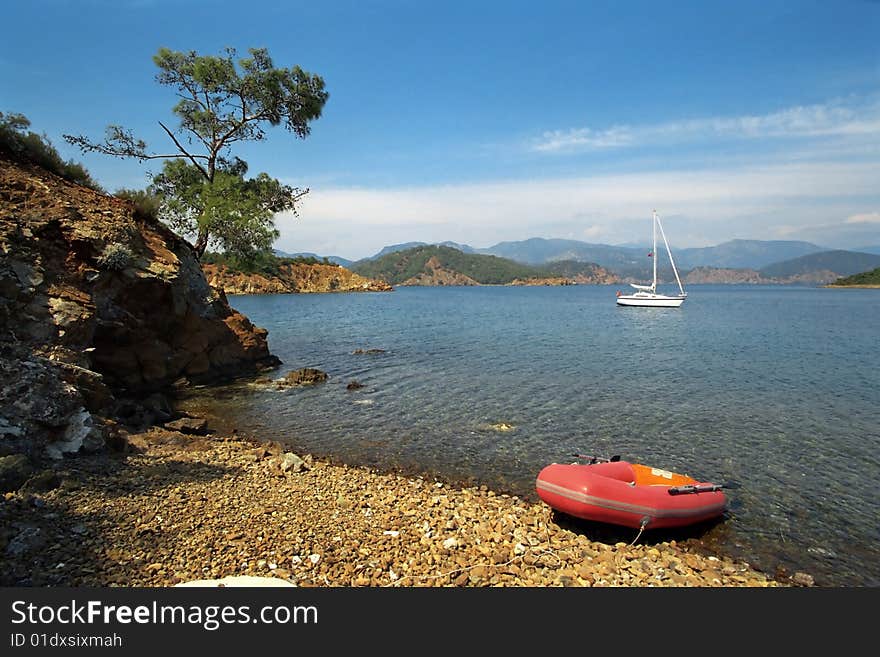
[630,463,696,487]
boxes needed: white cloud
[845,211,880,224]
[532,98,880,153]
[275,160,880,258]
[534,126,634,152]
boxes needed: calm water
[183,285,880,586]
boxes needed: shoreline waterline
[0,424,795,587]
[187,285,879,586]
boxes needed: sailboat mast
[652,210,658,293]
[655,213,686,296]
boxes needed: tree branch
[158,121,211,180]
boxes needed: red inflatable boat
[536,457,727,530]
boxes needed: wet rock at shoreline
[278,452,310,474]
[277,368,328,387]
[346,381,365,390]
[163,417,209,435]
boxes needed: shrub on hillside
[0,111,104,192]
[97,243,134,271]
[115,188,161,222]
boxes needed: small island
[825,267,880,288]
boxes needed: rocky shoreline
[202,262,393,295]
[0,421,811,587]
[0,147,816,589]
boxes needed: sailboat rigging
[616,210,687,308]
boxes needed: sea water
[183,285,880,586]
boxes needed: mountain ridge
[351,245,617,286]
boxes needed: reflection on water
[180,285,880,586]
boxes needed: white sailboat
[616,210,687,308]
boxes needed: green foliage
[353,246,609,284]
[114,187,161,222]
[0,111,103,191]
[150,159,302,260]
[152,46,328,147]
[353,245,544,284]
[201,250,337,276]
[96,243,134,271]
[538,260,606,278]
[832,267,880,286]
[63,47,328,258]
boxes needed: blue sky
[2,0,878,259]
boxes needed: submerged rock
[487,423,515,432]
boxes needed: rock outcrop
[401,256,480,286]
[0,152,281,460]
[683,266,844,285]
[202,262,393,295]
[510,267,618,286]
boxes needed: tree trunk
[194,229,209,259]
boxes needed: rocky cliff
[203,262,392,294]
[683,266,843,285]
[511,266,618,287]
[400,256,480,286]
[683,267,767,284]
[0,152,280,460]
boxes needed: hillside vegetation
[351,245,615,285]
[759,250,880,279]
[0,111,103,191]
[202,251,339,276]
[830,267,880,287]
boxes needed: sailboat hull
[615,211,687,307]
[617,294,685,307]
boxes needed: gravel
[0,427,794,587]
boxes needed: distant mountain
[758,250,880,279]
[351,245,616,286]
[854,245,880,256]
[273,249,353,268]
[677,239,826,270]
[482,238,644,269]
[477,237,828,274]
[369,242,429,259]
[366,241,477,261]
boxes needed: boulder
[0,454,33,493]
[20,469,61,493]
[0,152,281,395]
[278,368,328,387]
[163,417,209,435]
[279,452,309,473]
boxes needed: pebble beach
[1,425,806,588]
